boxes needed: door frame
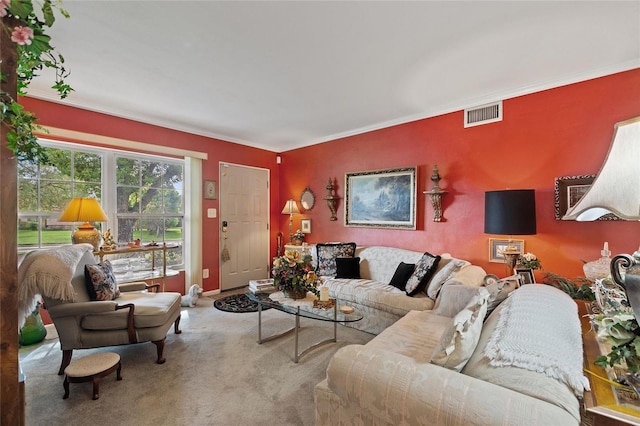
[218,161,271,291]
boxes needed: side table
[580,301,640,425]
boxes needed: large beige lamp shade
[281,199,300,243]
[563,116,640,221]
[562,116,640,328]
[58,197,109,250]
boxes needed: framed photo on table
[344,166,417,229]
[516,268,535,284]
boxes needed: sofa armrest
[325,345,578,426]
[47,301,118,318]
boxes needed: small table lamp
[59,197,109,250]
[484,189,537,274]
[281,199,300,243]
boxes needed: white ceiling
[27,1,640,152]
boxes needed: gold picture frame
[489,238,524,263]
[344,166,417,229]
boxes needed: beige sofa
[315,283,587,426]
[321,246,487,334]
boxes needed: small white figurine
[181,284,203,307]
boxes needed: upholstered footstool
[63,352,122,400]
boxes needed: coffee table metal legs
[256,304,338,363]
[257,302,295,344]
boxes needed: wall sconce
[324,178,339,221]
[423,164,447,222]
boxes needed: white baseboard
[203,289,220,297]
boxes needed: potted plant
[542,272,595,301]
[272,250,320,299]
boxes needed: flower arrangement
[518,252,542,270]
[293,229,305,243]
[592,312,640,373]
[272,249,320,298]
[590,277,640,373]
[1,0,72,164]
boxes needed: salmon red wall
[279,69,640,280]
[21,97,281,293]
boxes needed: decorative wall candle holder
[423,165,447,222]
[324,178,339,221]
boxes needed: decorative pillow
[335,257,361,279]
[405,252,441,296]
[85,260,120,301]
[483,274,520,318]
[433,283,482,318]
[315,242,357,277]
[431,287,490,371]
[424,258,466,300]
[389,262,415,290]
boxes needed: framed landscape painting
[345,166,417,229]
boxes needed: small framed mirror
[300,187,315,211]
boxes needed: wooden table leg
[63,376,70,399]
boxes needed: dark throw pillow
[335,257,361,279]
[316,242,357,277]
[85,260,120,301]
[389,262,416,290]
[405,252,441,296]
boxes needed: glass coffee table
[247,291,364,363]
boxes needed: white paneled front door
[219,163,270,291]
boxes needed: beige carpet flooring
[19,291,373,426]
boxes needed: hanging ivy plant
[1,0,72,164]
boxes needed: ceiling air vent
[464,101,502,128]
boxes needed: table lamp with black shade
[485,189,537,274]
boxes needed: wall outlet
[203,268,209,279]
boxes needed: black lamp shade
[484,189,537,235]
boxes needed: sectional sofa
[314,245,588,426]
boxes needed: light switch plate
[207,208,216,218]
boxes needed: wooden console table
[580,301,640,425]
[93,243,179,291]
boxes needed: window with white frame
[18,140,185,269]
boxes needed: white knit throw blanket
[484,284,590,396]
[17,244,94,328]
